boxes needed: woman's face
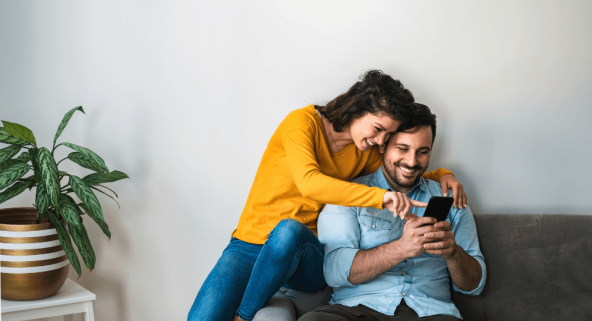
[348,113,401,152]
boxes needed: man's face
[382,126,433,190]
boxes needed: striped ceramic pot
[0,207,69,301]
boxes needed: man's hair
[317,70,416,132]
[398,103,437,145]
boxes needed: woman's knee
[268,219,314,249]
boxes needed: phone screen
[422,196,454,222]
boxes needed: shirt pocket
[358,214,393,250]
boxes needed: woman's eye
[374,127,381,132]
[398,148,407,151]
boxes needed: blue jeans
[187,219,326,321]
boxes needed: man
[300,104,486,321]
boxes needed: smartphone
[422,196,454,222]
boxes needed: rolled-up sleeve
[317,204,361,288]
[451,206,487,295]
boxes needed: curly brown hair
[317,70,416,132]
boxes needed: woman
[188,70,467,321]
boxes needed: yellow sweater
[232,105,451,244]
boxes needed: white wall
[1,1,591,320]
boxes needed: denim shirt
[318,167,487,319]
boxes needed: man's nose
[406,153,419,167]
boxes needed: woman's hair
[317,70,416,132]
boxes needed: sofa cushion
[452,214,592,321]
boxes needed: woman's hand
[383,191,427,220]
[439,173,468,209]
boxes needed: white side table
[1,278,96,321]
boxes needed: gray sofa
[255,214,592,321]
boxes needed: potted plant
[0,106,128,300]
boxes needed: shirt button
[402,293,406,296]
[372,225,376,229]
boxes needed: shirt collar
[376,166,427,193]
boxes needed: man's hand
[383,192,427,220]
[423,220,458,259]
[398,214,439,258]
[423,220,483,292]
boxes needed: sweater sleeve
[283,128,385,209]
[422,168,454,182]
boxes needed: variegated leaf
[0,162,30,190]
[37,148,60,209]
[15,151,31,162]
[0,145,22,164]
[29,148,40,171]
[22,174,40,190]
[82,170,129,186]
[0,127,29,145]
[78,202,111,239]
[57,194,82,228]
[2,121,37,146]
[70,219,96,271]
[69,175,103,220]
[53,106,85,147]
[49,213,81,276]
[35,180,50,215]
[0,159,25,172]
[62,143,108,173]
[0,181,29,204]
[68,152,105,173]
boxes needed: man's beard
[386,161,427,188]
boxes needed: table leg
[85,301,95,321]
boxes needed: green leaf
[37,148,60,209]
[49,213,81,276]
[53,106,85,147]
[68,152,105,173]
[0,127,29,145]
[57,194,82,228]
[91,185,120,208]
[0,159,25,172]
[0,181,29,204]
[15,151,31,162]
[35,180,51,215]
[70,219,96,271]
[78,202,111,239]
[69,175,103,219]
[0,162,30,190]
[22,174,40,190]
[2,121,37,146]
[29,148,39,169]
[82,170,129,186]
[62,143,108,173]
[0,145,22,164]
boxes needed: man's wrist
[445,244,461,260]
[387,240,408,262]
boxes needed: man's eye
[398,148,407,151]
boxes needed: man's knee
[298,311,342,321]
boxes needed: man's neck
[381,166,413,194]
